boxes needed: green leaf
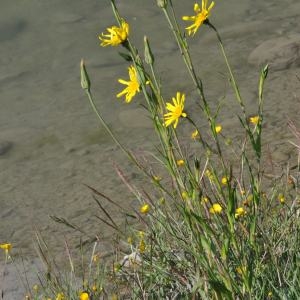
[118,52,132,62]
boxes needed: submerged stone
[248,34,300,71]
[0,141,13,156]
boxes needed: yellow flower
[278,193,285,204]
[0,243,12,254]
[99,20,129,47]
[176,159,185,167]
[235,207,246,218]
[117,66,140,103]
[56,293,65,300]
[209,203,222,214]
[164,92,187,128]
[249,115,259,125]
[79,292,90,300]
[140,204,150,214]
[215,125,222,134]
[191,129,200,140]
[182,1,215,36]
[221,176,228,185]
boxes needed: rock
[0,141,13,156]
[0,19,27,42]
[248,34,300,71]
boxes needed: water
[0,0,299,258]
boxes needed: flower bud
[157,0,167,8]
[80,59,90,92]
[144,36,154,65]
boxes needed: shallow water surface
[0,0,299,259]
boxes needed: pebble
[0,141,13,156]
[248,34,300,71]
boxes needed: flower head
[221,176,228,185]
[164,92,187,128]
[215,125,222,134]
[99,20,129,47]
[249,115,260,125]
[117,66,140,103]
[235,207,246,218]
[0,243,12,254]
[176,159,185,167]
[278,193,285,204]
[140,204,150,214]
[209,203,222,214]
[80,292,90,300]
[182,1,215,36]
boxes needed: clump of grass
[80,0,300,298]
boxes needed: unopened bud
[80,59,90,92]
[144,36,154,65]
[157,0,167,8]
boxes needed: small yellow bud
[209,203,222,214]
[221,176,228,185]
[215,125,222,134]
[278,193,285,204]
[176,159,185,167]
[140,204,150,214]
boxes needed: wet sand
[0,0,300,297]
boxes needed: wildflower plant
[79,0,300,299]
